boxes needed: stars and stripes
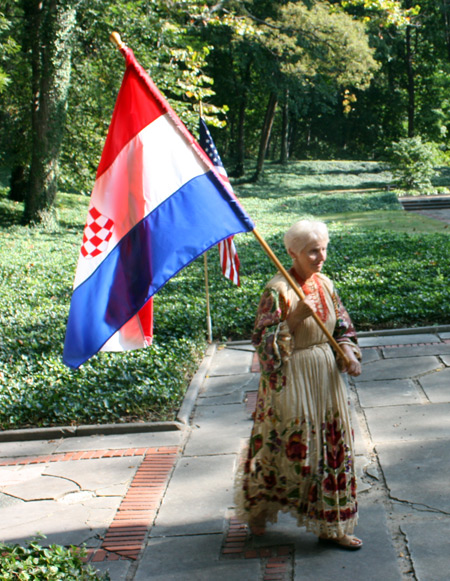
[199,118,241,286]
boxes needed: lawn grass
[314,210,449,234]
[1,160,449,430]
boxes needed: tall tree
[22,0,80,223]
[405,14,416,136]
[0,1,29,202]
[251,0,379,179]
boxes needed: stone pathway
[1,329,450,580]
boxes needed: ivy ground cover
[0,160,449,429]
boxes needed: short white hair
[284,220,329,254]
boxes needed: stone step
[400,196,450,210]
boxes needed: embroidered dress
[235,271,361,538]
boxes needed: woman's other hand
[337,344,362,377]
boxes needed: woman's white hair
[284,219,329,255]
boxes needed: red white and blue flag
[63,46,254,369]
[199,119,241,285]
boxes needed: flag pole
[252,228,350,366]
[204,253,213,343]
[199,101,213,343]
[109,32,348,363]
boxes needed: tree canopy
[0,0,449,221]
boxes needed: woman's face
[290,238,328,279]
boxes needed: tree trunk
[279,89,289,164]
[234,91,247,178]
[23,0,77,224]
[405,24,415,138]
[233,59,252,178]
[9,165,28,202]
[441,0,450,61]
[252,91,278,182]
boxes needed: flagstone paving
[1,328,450,580]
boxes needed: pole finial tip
[110,32,125,49]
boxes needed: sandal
[319,534,363,551]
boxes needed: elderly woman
[235,219,363,550]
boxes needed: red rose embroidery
[323,474,337,493]
[263,471,277,489]
[351,476,357,498]
[251,434,263,457]
[286,432,307,462]
[327,444,345,470]
[325,510,338,523]
[337,473,347,491]
[326,419,343,446]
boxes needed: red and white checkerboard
[80,206,114,258]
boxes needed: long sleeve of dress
[332,290,361,360]
[251,288,293,375]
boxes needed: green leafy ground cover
[0,537,109,580]
[1,160,449,429]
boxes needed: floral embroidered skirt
[234,343,358,538]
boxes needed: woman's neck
[291,264,314,282]
[290,265,315,284]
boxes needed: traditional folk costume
[235,270,361,539]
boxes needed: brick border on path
[222,516,294,579]
[0,446,178,563]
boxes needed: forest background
[3,0,450,220]
[1,0,450,431]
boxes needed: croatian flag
[199,118,241,285]
[63,46,254,369]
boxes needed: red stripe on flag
[219,236,240,286]
[138,298,153,346]
[96,51,168,179]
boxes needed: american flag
[199,118,241,285]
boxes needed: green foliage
[61,0,246,194]
[0,192,205,429]
[264,1,379,89]
[3,0,450,203]
[342,0,420,28]
[388,136,439,193]
[0,538,109,580]
[326,229,450,330]
[0,10,19,93]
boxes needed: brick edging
[0,447,172,467]
[222,516,293,578]
[0,446,178,563]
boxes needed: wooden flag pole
[204,253,213,343]
[199,100,213,343]
[109,32,347,361]
[252,228,350,365]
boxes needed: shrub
[388,136,439,193]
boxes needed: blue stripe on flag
[63,171,254,368]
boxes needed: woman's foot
[249,523,266,536]
[319,534,363,551]
[249,513,267,536]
